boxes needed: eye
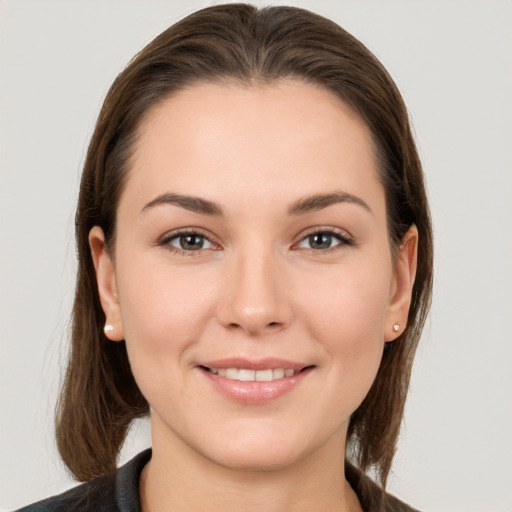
[296,229,351,251]
[161,230,217,254]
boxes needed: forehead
[121,80,383,215]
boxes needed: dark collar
[345,461,420,512]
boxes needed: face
[91,81,417,472]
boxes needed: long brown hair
[56,3,433,488]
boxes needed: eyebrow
[141,193,223,216]
[141,190,371,217]
[288,191,372,215]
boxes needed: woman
[17,4,432,511]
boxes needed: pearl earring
[392,324,400,332]
[104,324,114,333]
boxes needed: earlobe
[89,226,124,341]
[385,225,418,342]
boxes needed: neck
[140,420,362,512]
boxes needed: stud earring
[104,324,114,333]
[393,323,400,332]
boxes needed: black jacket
[16,449,419,512]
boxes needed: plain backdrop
[1,1,511,511]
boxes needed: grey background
[1,1,511,510]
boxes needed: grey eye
[169,233,213,251]
[297,232,345,250]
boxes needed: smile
[198,360,314,404]
[205,367,298,381]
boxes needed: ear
[89,226,124,341]
[385,225,418,342]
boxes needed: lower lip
[200,367,313,404]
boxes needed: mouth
[197,360,315,404]
[199,366,311,382]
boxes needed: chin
[194,423,338,474]
[204,442,306,473]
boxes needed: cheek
[301,262,391,342]
[115,255,219,366]
[114,260,222,413]
[298,261,391,392]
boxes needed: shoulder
[345,462,421,512]
[14,449,152,512]
[14,475,117,512]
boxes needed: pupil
[310,233,331,249]
[180,234,203,250]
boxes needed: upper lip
[198,358,312,371]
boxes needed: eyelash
[158,227,353,255]
[294,227,353,253]
[159,228,220,256]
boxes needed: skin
[90,81,417,512]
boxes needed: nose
[216,246,293,336]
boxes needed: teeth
[255,369,273,381]
[209,367,298,381]
[238,369,255,381]
[273,368,285,379]
[225,368,239,379]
